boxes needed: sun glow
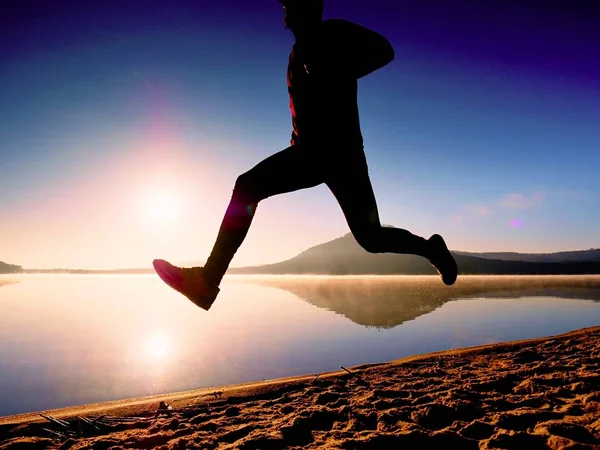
[140,187,182,225]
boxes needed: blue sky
[1,0,599,269]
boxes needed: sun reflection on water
[144,333,171,360]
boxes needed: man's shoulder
[323,18,360,30]
[322,19,370,40]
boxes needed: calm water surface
[0,274,599,416]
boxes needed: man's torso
[287,19,364,150]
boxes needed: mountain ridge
[5,233,600,274]
[228,232,600,275]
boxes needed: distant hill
[454,249,600,263]
[229,232,600,275]
[16,232,600,275]
[0,261,23,274]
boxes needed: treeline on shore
[0,261,23,274]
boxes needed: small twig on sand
[41,427,69,439]
[340,365,369,386]
[100,416,152,422]
[40,414,70,430]
[58,438,77,450]
[77,416,100,430]
[90,415,106,424]
[76,417,83,437]
[340,365,354,375]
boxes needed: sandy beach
[1,326,599,449]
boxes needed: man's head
[278,0,323,32]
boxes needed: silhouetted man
[153,0,458,310]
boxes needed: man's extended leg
[203,146,323,286]
[325,153,457,284]
[154,146,324,309]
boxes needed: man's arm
[328,19,395,79]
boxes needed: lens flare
[509,218,525,228]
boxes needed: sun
[141,187,181,225]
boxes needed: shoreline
[2,325,600,449]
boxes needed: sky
[1,0,599,270]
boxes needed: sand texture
[1,326,600,449]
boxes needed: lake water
[1,274,599,417]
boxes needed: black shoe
[153,259,220,311]
[428,234,458,286]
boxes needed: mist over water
[1,274,599,416]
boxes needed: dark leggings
[203,145,431,285]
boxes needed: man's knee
[355,230,384,254]
[233,172,261,204]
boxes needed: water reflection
[239,275,600,328]
[0,274,599,417]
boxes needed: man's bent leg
[325,153,457,284]
[326,159,430,257]
[204,146,324,286]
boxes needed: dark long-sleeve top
[286,19,394,149]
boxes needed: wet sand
[1,326,599,449]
